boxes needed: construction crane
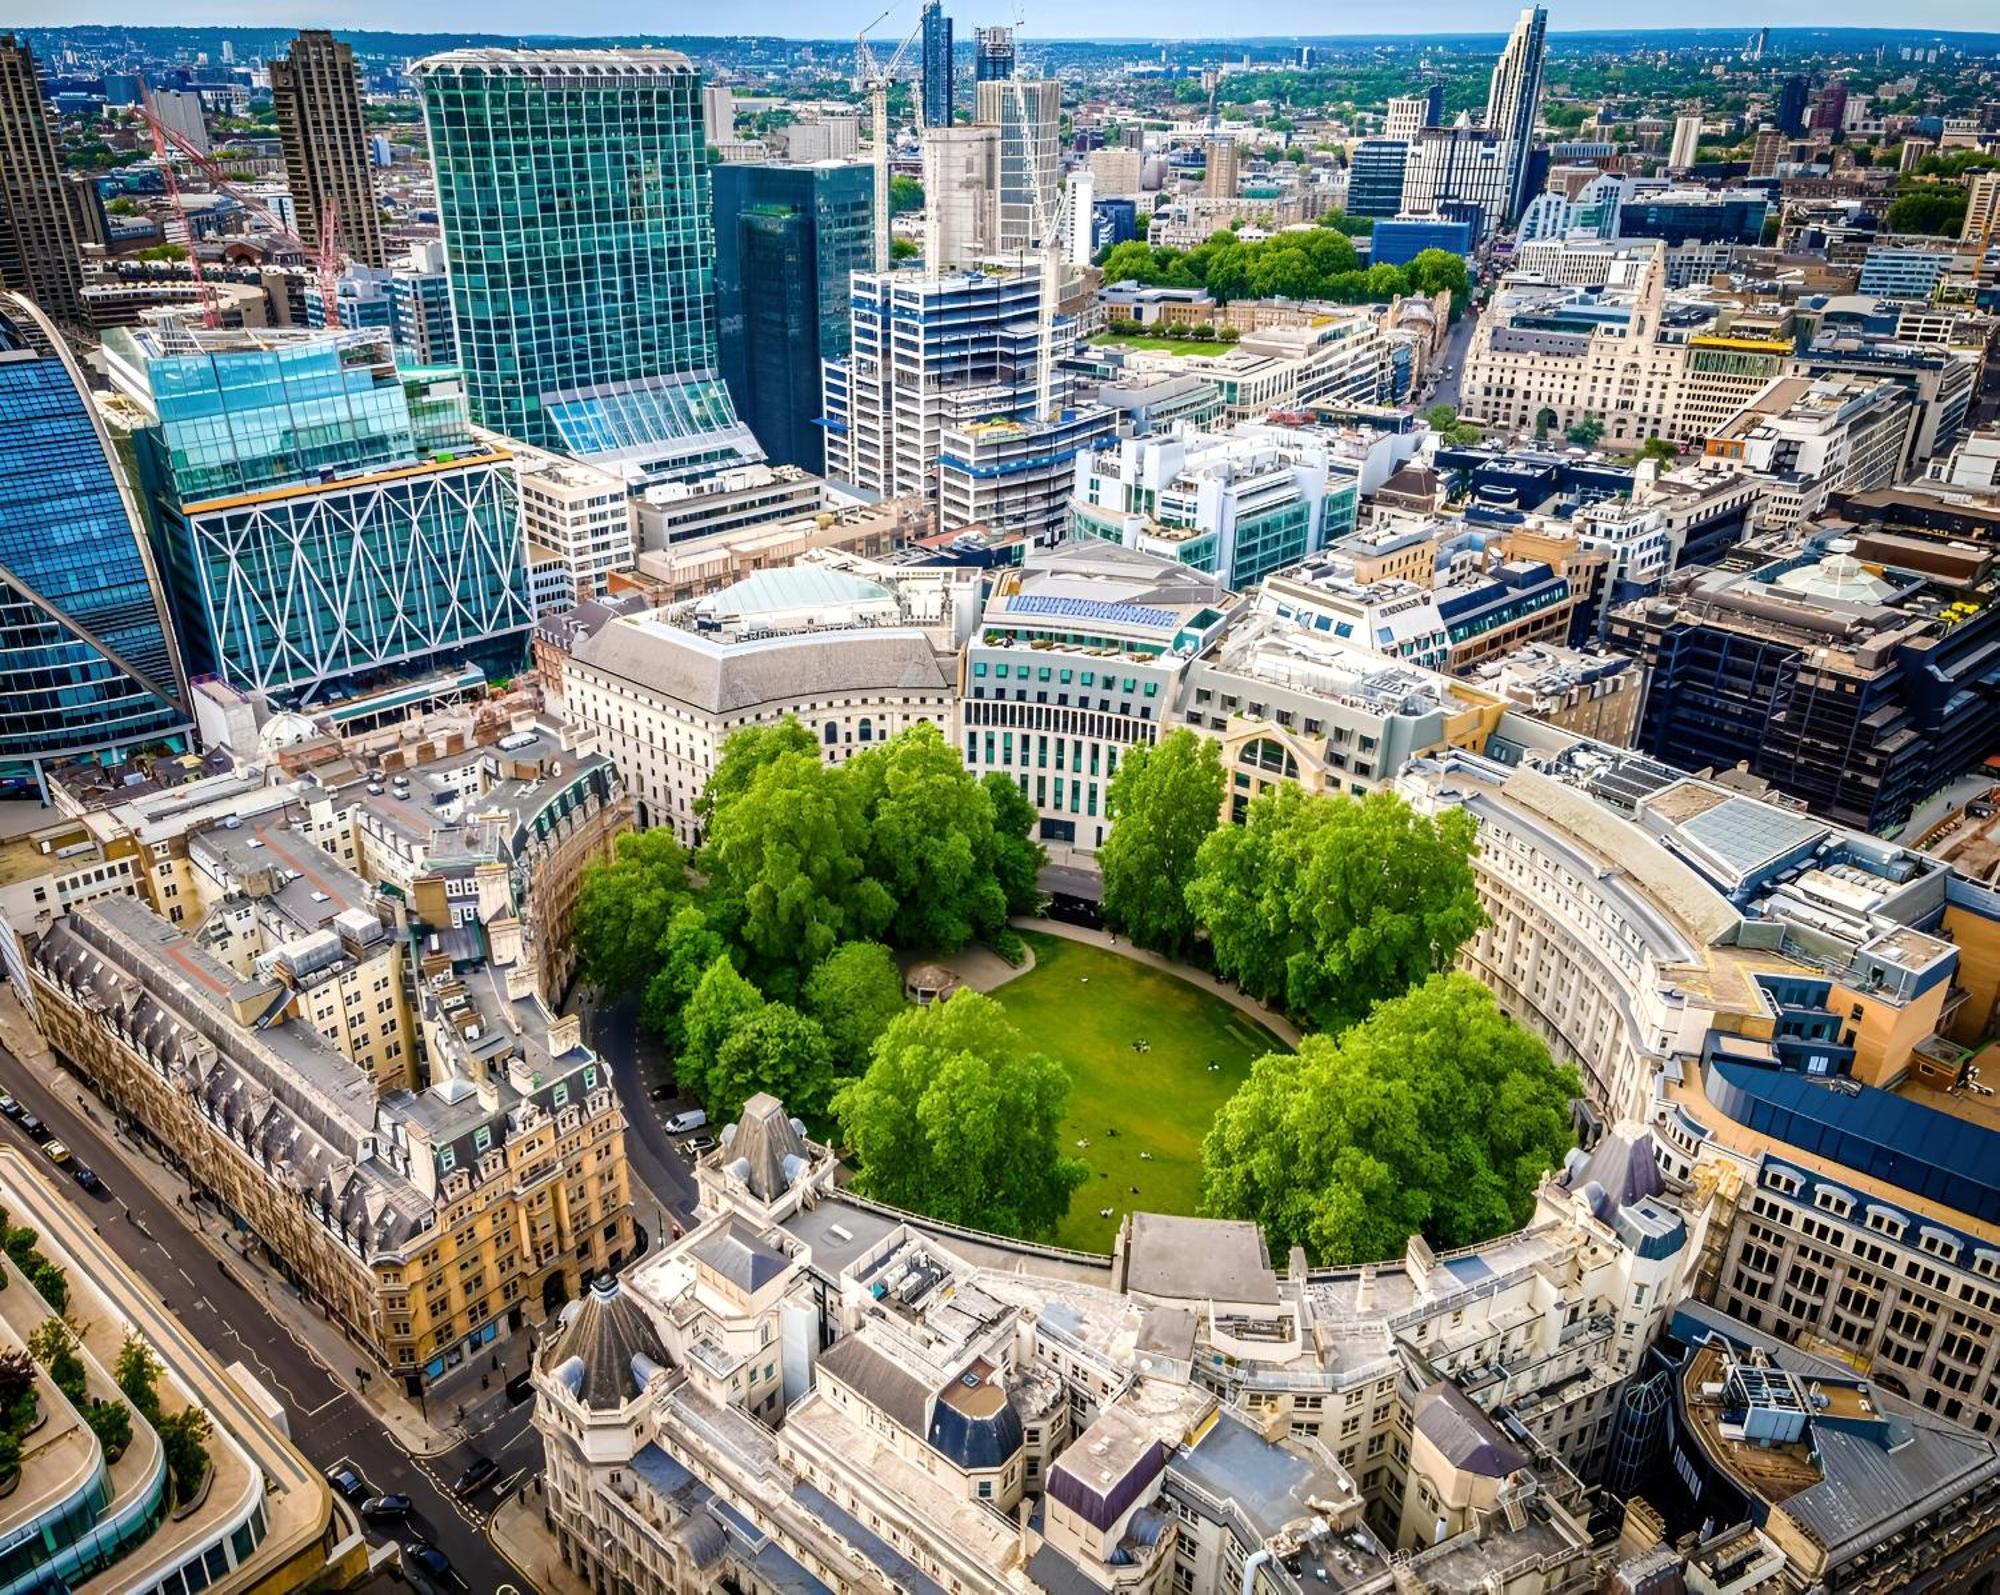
[138,79,346,329]
[1008,71,1069,426]
[856,5,924,273]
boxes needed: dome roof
[542,1275,671,1410]
[1770,548,1895,605]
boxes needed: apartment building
[565,560,962,841]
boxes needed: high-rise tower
[413,48,760,477]
[270,30,386,269]
[1484,5,1549,227]
[0,294,187,794]
[920,1,955,130]
[976,77,1060,254]
[974,26,1016,83]
[0,36,85,327]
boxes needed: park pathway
[1010,917,1302,1048]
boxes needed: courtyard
[988,930,1289,1252]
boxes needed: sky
[19,3,2000,37]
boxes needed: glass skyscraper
[413,49,761,481]
[920,1,954,130]
[0,293,187,796]
[105,324,531,706]
[713,162,873,474]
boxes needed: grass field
[1091,332,1234,357]
[992,931,1288,1253]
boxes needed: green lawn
[992,931,1287,1252]
[1092,332,1233,357]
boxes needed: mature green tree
[804,941,907,1069]
[699,748,892,996]
[832,990,1088,1239]
[86,1399,132,1461]
[640,905,730,1048]
[1185,786,1484,1031]
[1885,186,1968,237]
[573,829,692,994]
[678,956,766,1110]
[709,1003,838,1125]
[115,1333,161,1423]
[1565,412,1606,448]
[982,773,1046,916]
[1098,730,1225,957]
[851,722,1009,950]
[694,718,820,826]
[1405,247,1471,303]
[1638,436,1678,465]
[1201,972,1579,1263]
[889,174,924,214]
[158,1407,212,1503]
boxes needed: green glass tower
[413,49,760,480]
[713,162,873,474]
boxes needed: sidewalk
[487,1485,589,1595]
[0,985,472,1458]
[1012,918,1303,1048]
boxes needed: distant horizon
[15,15,2000,47]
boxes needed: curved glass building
[0,293,188,798]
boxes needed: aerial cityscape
[0,7,1996,1594]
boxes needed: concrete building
[924,124,1002,268]
[0,35,85,326]
[1401,124,1510,242]
[938,405,1117,545]
[1202,134,1239,200]
[1464,643,1644,745]
[147,87,210,156]
[268,30,384,269]
[700,83,734,145]
[510,448,634,611]
[973,25,1015,82]
[627,496,918,607]
[1086,145,1142,197]
[387,237,456,365]
[564,560,962,840]
[1702,375,1915,530]
[1383,91,1437,144]
[1667,113,1702,171]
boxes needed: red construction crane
[137,80,347,329]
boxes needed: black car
[449,1454,497,1497]
[71,1165,103,1194]
[360,1493,412,1520]
[18,1114,47,1142]
[0,1094,20,1118]
[399,1541,452,1591]
[326,1466,369,1502]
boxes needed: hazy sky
[24,2,2000,38]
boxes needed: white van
[664,1109,708,1136]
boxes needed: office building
[1071,423,1355,590]
[0,1149,355,1594]
[1372,214,1474,265]
[1667,113,1701,170]
[1608,534,2000,832]
[1798,333,1978,469]
[147,86,210,155]
[1485,6,1549,225]
[713,161,873,474]
[0,36,85,327]
[1857,241,1957,300]
[920,0,954,129]
[512,448,634,611]
[973,24,1014,82]
[106,325,532,705]
[269,30,385,269]
[924,124,1001,267]
[1345,139,1409,220]
[1086,144,1141,196]
[1615,189,1769,248]
[1748,126,1786,178]
[1702,375,1914,529]
[565,561,959,840]
[1401,124,1510,242]
[701,83,733,145]
[938,403,1117,544]
[976,76,1061,253]
[0,293,189,799]
[1383,90,1438,143]
[387,237,456,364]
[1776,74,1809,136]
[414,49,761,479]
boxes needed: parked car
[361,1494,412,1520]
[399,1541,452,1590]
[663,1108,707,1135]
[0,1094,20,1118]
[680,1134,717,1157]
[42,1140,72,1168]
[71,1165,102,1194]
[449,1454,497,1497]
[326,1466,369,1502]
[19,1114,47,1142]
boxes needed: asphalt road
[1426,307,1479,412]
[0,1042,541,1593]
[572,988,700,1233]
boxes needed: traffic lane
[578,990,698,1217]
[0,1049,522,1591]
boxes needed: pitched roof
[816,1333,931,1436]
[1412,1382,1530,1478]
[722,1093,812,1202]
[691,1220,792,1294]
[571,618,949,715]
[544,1276,673,1410]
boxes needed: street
[1427,306,1478,412]
[571,987,700,1233]
[0,1038,542,1594]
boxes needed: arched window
[1243,738,1297,778]
[823,721,838,745]
[858,718,874,743]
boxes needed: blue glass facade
[115,327,532,705]
[920,0,954,129]
[0,295,188,797]
[1371,215,1474,266]
[1346,140,1409,220]
[713,162,874,474]
[1617,196,1768,247]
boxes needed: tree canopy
[1098,226,1464,310]
[1200,972,1580,1264]
[1098,730,1224,957]
[710,1003,837,1127]
[804,941,908,1071]
[677,955,768,1111]
[1185,785,1485,1032]
[832,990,1088,1240]
[573,829,693,995]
